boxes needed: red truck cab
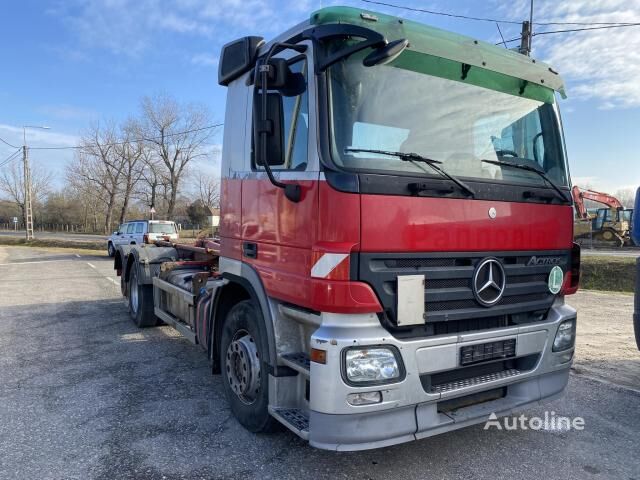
[118,6,580,451]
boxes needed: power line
[0,136,20,149]
[27,123,224,151]
[534,23,640,36]
[0,149,22,170]
[497,22,640,45]
[495,22,508,48]
[361,0,640,27]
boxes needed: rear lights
[553,319,576,352]
[143,233,149,244]
[561,242,580,295]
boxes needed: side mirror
[253,92,284,166]
[363,38,409,67]
[218,36,264,86]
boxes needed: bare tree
[194,171,220,208]
[67,123,127,233]
[138,94,216,218]
[0,158,52,225]
[115,120,145,224]
[135,147,170,216]
[615,188,636,208]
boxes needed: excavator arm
[571,186,624,219]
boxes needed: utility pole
[22,145,34,241]
[22,125,51,241]
[520,0,534,56]
[519,21,532,56]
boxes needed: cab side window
[253,58,308,171]
[135,223,144,234]
[126,223,135,234]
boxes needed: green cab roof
[310,6,566,99]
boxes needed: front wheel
[220,300,278,433]
[107,242,115,257]
[128,265,157,328]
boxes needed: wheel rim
[130,269,139,314]
[225,331,260,405]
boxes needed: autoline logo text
[484,411,585,431]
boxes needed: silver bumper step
[430,368,522,394]
[279,352,310,377]
[269,407,309,440]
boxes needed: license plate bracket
[460,338,516,366]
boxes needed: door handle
[242,242,258,259]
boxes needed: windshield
[328,52,568,187]
[149,223,177,234]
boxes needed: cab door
[240,44,320,305]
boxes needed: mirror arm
[258,42,304,202]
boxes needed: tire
[220,300,278,433]
[128,264,157,328]
[107,242,115,257]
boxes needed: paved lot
[0,246,639,480]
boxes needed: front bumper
[308,299,576,451]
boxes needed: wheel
[107,242,115,257]
[128,264,157,327]
[220,300,278,433]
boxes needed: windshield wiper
[345,148,475,197]
[481,158,569,203]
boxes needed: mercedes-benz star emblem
[472,258,506,307]
[488,207,497,219]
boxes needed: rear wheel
[220,300,277,433]
[128,264,157,328]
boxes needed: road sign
[150,207,156,214]
[12,217,17,224]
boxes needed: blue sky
[1,0,639,192]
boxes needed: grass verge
[0,236,104,252]
[581,255,636,293]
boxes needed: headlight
[343,347,403,385]
[553,319,576,352]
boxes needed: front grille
[358,250,570,336]
[421,354,540,394]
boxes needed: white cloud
[493,0,640,109]
[0,124,79,149]
[49,0,315,58]
[191,53,219,67]
[37,104,98,121]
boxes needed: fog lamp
[553,319,576,352]
[347,391,382,406]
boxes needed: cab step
[279,352,310,377]
[269,407,309,440]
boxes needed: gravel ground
[0,246,638,480]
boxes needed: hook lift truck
[114,6,581,450]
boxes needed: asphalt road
[0,246,639,480]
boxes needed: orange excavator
[572,186,633,246]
